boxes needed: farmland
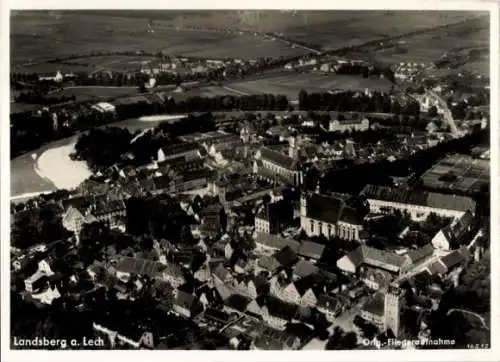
[223,73,394,99]
[345,16,489,73]
[10,11,310,69]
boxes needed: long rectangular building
[360,184,476,220]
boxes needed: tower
[384,283,404,337]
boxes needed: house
[173,290,203,318]
[300,192,366,241]
[234,275,269,299]
[38,70,63,82]
[212,264,234,285]
[292,259,318,279]
[254,145,303,187]
[329,117,370,133]
[61,206,96,237]
[297,241,326,261]
[24,260,54,293]
[432,211,475,250]
[337,244,434,289]
[254,233,300,253]
[317,294,344,322]
[115,257,185,287]
[271,275,319,307]
[359,293,385,330]
[360,184,476,220]
[31,285,61,305]
[91,102,116,113]
[91,197,127,226]
[223,294,252,314]
[200,204,227,236]
[274,246,299,268]
[257,255,282,274]
[261,297,299,330]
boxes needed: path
[446,308,489,330]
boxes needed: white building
[360,184,476,220]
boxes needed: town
[9,10,490,352]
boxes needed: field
[348,16,490,74]
[421,154,490,194]
[10,11,310,68]
[51,86,141,101]
[224,73,394,99]
[267,11,482,49]
[11,10,485,70]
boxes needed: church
[299,190,367,241]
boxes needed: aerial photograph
[8,9,491,351]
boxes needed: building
[270,275,320,307]
[254,144,303,187]
[360,293,385,329]
[254,200,294,235]
[24,260,54,293]
[337,244,434,289]
[329,118,370,133]
[432,211,475,250]
[359,284,406,337]
[38,71,63,82]
[254,232,300,253]
[91,102,116,113]
[173,290,203,318]
[317,294,344,322]
[157,141,199,163]
[115,257,185,287]
[61,206,97,238]
[360,184,476,220]
[300,192,366,241]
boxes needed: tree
[428,106,438,118]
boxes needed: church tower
[384,283,404,337]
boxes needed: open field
[225,73,394,99]
[11,10,484,69]
[52,86,141,101]
[346,16,489,73]
[272,11,482,49]
[10,11,310,68]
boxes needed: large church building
[299,192,367,241]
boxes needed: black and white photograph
[2,2,498,360]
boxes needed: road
[446,308,489,330]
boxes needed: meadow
[224,73,394,99]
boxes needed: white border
[1,1,499,362]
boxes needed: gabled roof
[175,290,197,310]
[306,194,343,224]
[293,259,318,278]
[255,232,300,251]
[159,141,199,157]
[258,255,281,272]
[62,206,85,225]
[224,294,251,312]
[259,147,298,170]
[406,244,435,264]
[425,261,448,275]
[340,245,409,273]
[297,241,325,260]
[360,184,476,212]
[361,293,385,317]
[439,249,468,270]
[115,257,167,278]
[274,246,298,267]
[212,264,232,282]
[293,275,318,296]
